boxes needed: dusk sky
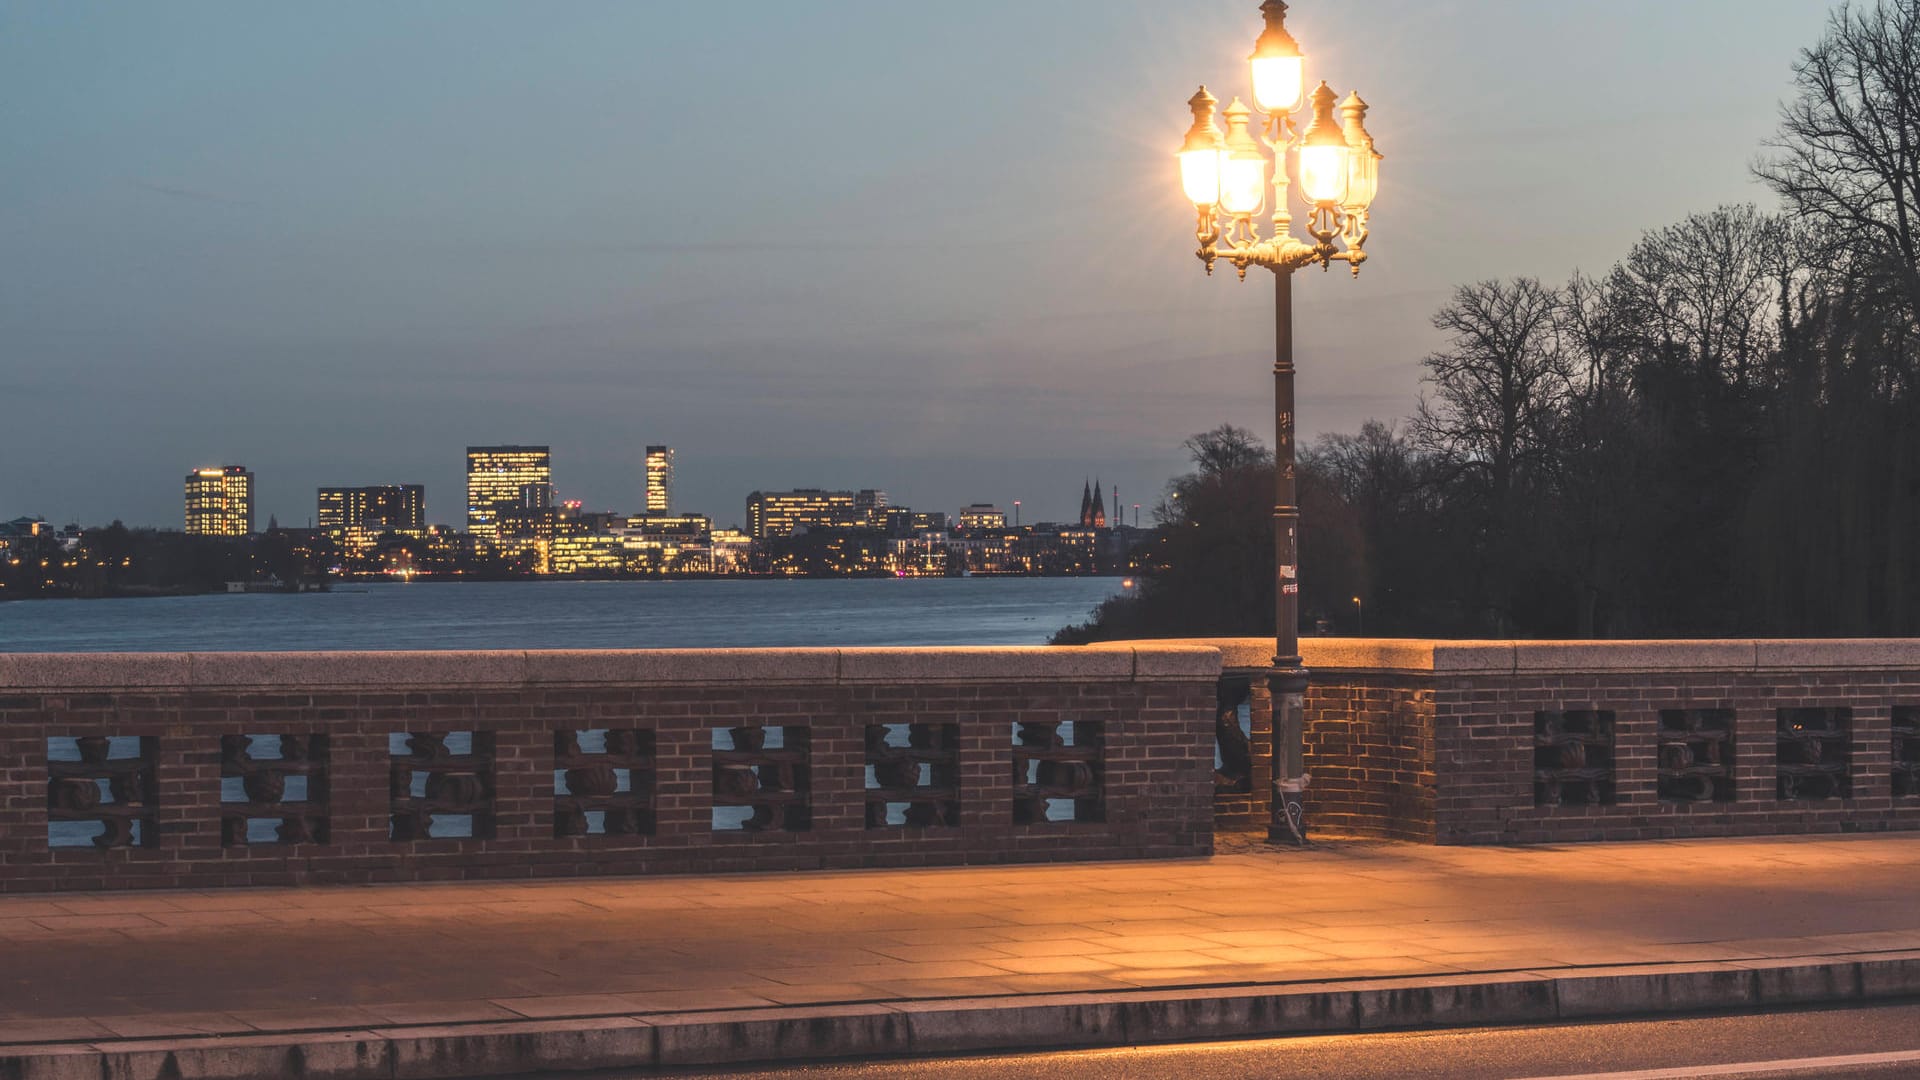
[2,1,1837,531]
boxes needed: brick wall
[1305,674,1436,842]
[0,647,1218,893]
[1186,639,1920,846]
[1433,663,1920,844]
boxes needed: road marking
[1514,1048,1920,1079]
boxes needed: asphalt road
[566,1001,1920,1079]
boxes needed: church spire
[1080,479,1093,528]
[1091,477,1107,529]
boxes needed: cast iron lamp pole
[1178,0,1381,845]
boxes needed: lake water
[0,577,1126,653]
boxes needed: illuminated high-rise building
[318,485,425,551]
[958,504,1008,530]
[466,446,551,544]
[644,446,674,516]
[184,466,254,536]
[745,489,862,540]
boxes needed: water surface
[0,578,1124,653]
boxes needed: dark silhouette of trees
[1054,425,1275,643]
[1066,206,1920,640]
[1410,278,1573,632]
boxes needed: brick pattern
[1657,709,1735,803]
[1431,671,1920,844]
[553,729,655,838]
[1302,676,1436,841]
[46,735,158,850]
[1533,709,1616,806]
[1212,670,1436,841]
[0,680,1212,893]
[220,733,329,846]
[864,722,960,828]
[1011,719,1103,824]
[389,731,495,841]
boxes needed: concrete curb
[5,953,1919,1078]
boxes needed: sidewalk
[5,833,1920,1076]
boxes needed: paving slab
[2,833,1919,1076]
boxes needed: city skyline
[3,2,1838,528]
[158,448,1133,536]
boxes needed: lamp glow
[1251,56,1304,114]
[1249,0,1305,114]
[1219,97,1266,215]
[1297,81,1350,205]
[1178,86,1226,207]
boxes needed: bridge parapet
[1169,637,1920,844]
[0,646,1218,893]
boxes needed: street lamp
[1177,0,1381,846]
[1352,595,1363,636]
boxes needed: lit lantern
[1219,97,1267,216]
[1249,0,1305,115]
[1296,81,1350,206]
[1177,86,1226,207]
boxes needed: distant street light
[1352,595,1363,636]
[1178,0,1381,846]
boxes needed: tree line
[1059,0,1920,642]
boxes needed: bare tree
[1610,206,1790,385]
[1757,0,1920,331]
[1412,278,1572,506]
[1183,424,1273,477]
[1411,279,1573,632]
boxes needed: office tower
[958,504,1008,530]
[184,466,254,536]
[744,489,862,540]
[466,446,551,544]
[317,485,425,551]
[644,446,674,516]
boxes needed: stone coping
[0,644,1222,692]
[1141,637,1920,674]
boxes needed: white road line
[1512,1047,1920,1080]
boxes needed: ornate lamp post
[1178,0,1380,845]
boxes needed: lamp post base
[1267,666,1310,846]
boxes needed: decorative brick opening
[389,732,495,840]
[221,734,329,845]
[1896,708,1920,799]
[1013,720,1104,824]
[865,723,960,828]
[1215,676,1254,794]
[554,729,656,837]
[1533,710,1616,806]
[1657,709,1735,803]
[47,736,157,849]
[1776,708,1852,800]
[712,725,810,832]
